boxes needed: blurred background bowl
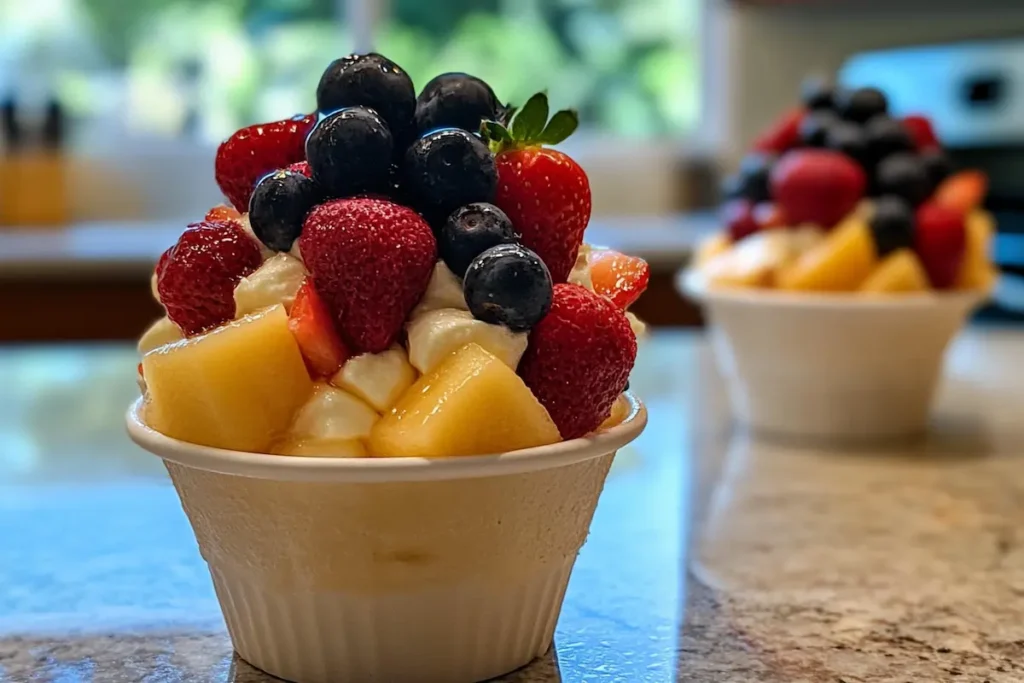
[679,272,989,442]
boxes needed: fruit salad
[137,53,648,458]
[692,80,998,294]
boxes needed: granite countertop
[1,329,1022,682]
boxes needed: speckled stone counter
[2,331,1023,682]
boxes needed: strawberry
[289,278,350,377]
[286,161,312,178]
[299,198,437,354]
[156,220,263,335]
[214,114,316,211]
[753,107,805,154]
[935,170,988,215]
[518,284,637,440]
[722,199,760,242]
[770,149,866,228]
[902,115,940,151]
[915,201,967,289]
[589,250,650,309]
[205,204,242,223]
[482,93,591,283]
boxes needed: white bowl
[679,271,989,442]
[127,395,646,683]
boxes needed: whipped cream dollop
[332,345,417,413]
[406,308,527,374]
[289,384,379,441]
[568,243,595,291]
[238,213,275,260]
[413,261,468,316]
[233,253,308,317]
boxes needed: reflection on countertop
[3,329,1024,681]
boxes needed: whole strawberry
[483,94,591,283]
[157,220,263,335]
[215,114,316,210]
[299,198,437,354]
[518,283,637,440]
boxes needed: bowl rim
[676,268,993,310]
[126,393,647,483]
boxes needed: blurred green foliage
[72,0,698,137]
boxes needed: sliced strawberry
[753,107,805,154]
[589,250,650,309]
[915,201,967,289]
[934,170,988,214]
[902,115,940,151]
[288,278,350,377]
[205,204,243,223]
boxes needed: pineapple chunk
[694,232,731,267]
[143,305,313,452]
[332,345,417,412]
[369,343,560,457]
[860,249,931,294]
[956,210,998,291]
[599,395,631,430]
[290,383,379,441]
[777,217,877,292]
[138,317,183,355]
[701,231,800,289]
[271,437,366,458]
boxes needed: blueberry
[869,195,915,257]
[316,53,415,143]
[836,87,888,124]
[464,243,553,332]
[801,77,837,111]
[415,73,500,134]
[403,128,498,222]
[440,203,520,277]
[921,148,954,190]
[306,107,393,199]
[799,110,839,147]
[825,121,870,166]
[248,170,321,252]
[875,152,931,206]
[864,115,913,164]
[736,153,775,203]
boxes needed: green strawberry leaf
[537,109,579,145]
[511,92,549,143]
[480,120,513,153]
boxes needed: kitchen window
[0,0,709,216]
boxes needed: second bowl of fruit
[130,54,651,683]
[681,80,995,442]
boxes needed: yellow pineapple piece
[777,217,877,292]
[599,395,631,430]
[138,317,183,355]
[956,210,998,291]
[860,249,930,294]
[369,343,560,458]
[694,231,731,267]
[143,305,313,452]
[701,231,799,289]
[271,438,366,458]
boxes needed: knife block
[0,152,70,227]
